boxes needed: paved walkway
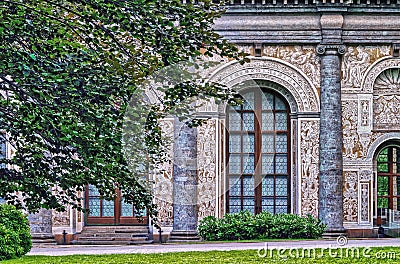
[28,238,400,256]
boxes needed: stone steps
[72,226,152,245]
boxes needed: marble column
[169,117,199,241]
[28,208,56,243]
[317,45,346,234]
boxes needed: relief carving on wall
[52,208,70,226]
[373,68,400,130]
[300,120,319,217]
[152,119,174,226]
[209,59,319,113]
[262,46,320,89]
[360,183,370,223]
[197,119,217,221]
[343,171,358,222]
[342,46,390,91]
[342,100,360,159]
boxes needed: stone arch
[361,57,400,93]
[208,57,320,114]
[366,132,400,161]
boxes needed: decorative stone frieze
[343,171,358,223]
[300,120,320,217]
[197,119,217,221]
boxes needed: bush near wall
[0,204,32,261]
[198,211,326,241]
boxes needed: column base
[168,230,201,243]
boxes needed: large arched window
[227,89,290,214]
[376,145,400,226]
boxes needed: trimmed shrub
[198,211,326,241]
[0,204,32,261]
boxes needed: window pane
[262,198,274,213]
[88,198,101,217]
[243,113,254,131]
[276,112,287,130]
[262,112,274,131]
[378,176,389,196]
[243,134,255,153]
[243,92,255,110]
[102,199,115,217]
[262,92,274,110]
[243,176,254,196]
[121,201,133,217]
[276,198,288,213]
[229,176,241,196]
[229,112,241,131]
[262,154,274,174]
[378,197,389,209]
[276,154,288,174]
[276,176,288,196]
[262,133,274,153]
[276,134,287,153]
[229,134,241,153]
[378,163,389,173]
[243,197,254,213]
[262,176,274,196]
[229,197,241,213]
[378,148,388,163]
[275,96,286,110]
[229,154,241,174]
[243,154,254,174]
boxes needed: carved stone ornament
[209,57,320,113]
[52,209,70,226]
[362,57,400,93]
[261,45,320,89]
[316,44,346,55]
[360,183,370,223]
[300,120,319,217]
[359,170,372,182]
[343,171,358,222]
[197,119,217,221]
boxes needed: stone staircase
[72,226,153,245]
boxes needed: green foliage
[198,212,326,241]
[0,0,245,219]
[0,204,32,261]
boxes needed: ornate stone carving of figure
[343,46,371,88]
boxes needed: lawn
[2,247,399,264]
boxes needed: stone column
[317,14,346,236]
[169,117,199,241]
[28,208,56,244]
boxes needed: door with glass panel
[376,146,400,227]
[86,185,147,225]
[227,89,290,214]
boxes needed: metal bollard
[62,230,67,245]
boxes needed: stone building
[29,0,400,243]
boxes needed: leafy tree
[0,0,244,220]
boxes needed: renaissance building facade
[28,1,400,243]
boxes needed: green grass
[2,247,400,264]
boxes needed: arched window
[227,89,290,214]
[376,145,400,226]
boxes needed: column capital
[316,44,346,55]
